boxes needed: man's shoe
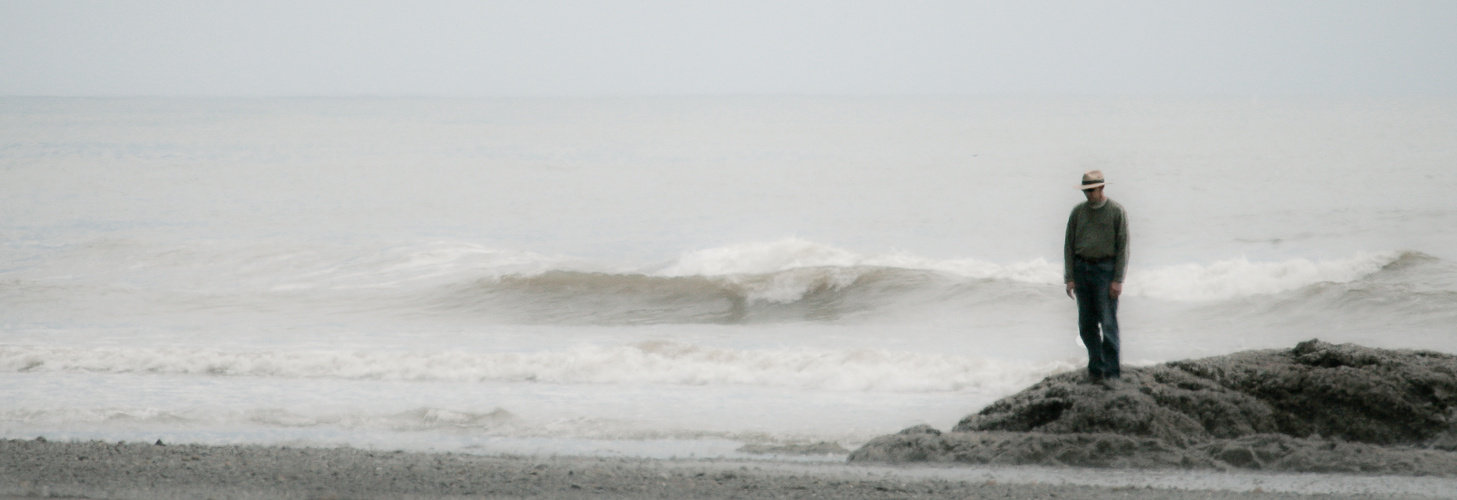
[1100,377,1121,390]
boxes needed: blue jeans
[1074,258,1120,379]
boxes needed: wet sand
[3,439,1455,499]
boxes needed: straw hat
[1079,170,1106,190]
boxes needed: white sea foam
[6,236,1412,329]
[1127,251,1401,301]
[658,238,1061,283]
[654,238,1063,305]
[659,239,861,277]
[0,405,847,446]
[232,241,583,291]
[0,342,1074,394]
[710,265,870,304]
[654,238,1402,303]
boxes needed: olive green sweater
[1063,198,1130,282]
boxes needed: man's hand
[1110,281,1122,299]
[1066,281,1075,299]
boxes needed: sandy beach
[3,438,1455,499]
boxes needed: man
[1064,170,1129,386]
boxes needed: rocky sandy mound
[851,340,1457,475]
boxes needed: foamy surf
[655,239,1412,300]
[0,342,1075,394]
[657,238,1063,284]
[2,237,1434,328]
[1126,251,1405,301]
[454,240,1420,322]
[2,405,839,444]
[6,235,1418,301]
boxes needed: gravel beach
[4,439,1456,499]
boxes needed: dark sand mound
[851,340,1457,475]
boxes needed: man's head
[1079,170,1106,202]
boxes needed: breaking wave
[5,237,1443,326]
[432,242,1431,324]
[1125,250,1407,301]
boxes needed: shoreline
[4,439,1456,499]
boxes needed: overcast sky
[2,0,1454,97]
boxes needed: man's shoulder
[1068,202,1090,219]
[1105,198,1127,214]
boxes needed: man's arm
[1111,204,1130,299]
[1064,208,1078,299]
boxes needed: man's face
[1082,186,1104,202]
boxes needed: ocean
[2,96,1454,460]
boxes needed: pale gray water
[2,97,1454,458]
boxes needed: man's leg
[1074,261,1106,380]
[1094,261,1121,379]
